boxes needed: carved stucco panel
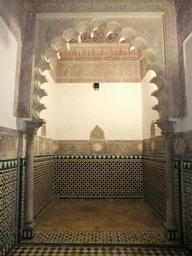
[19,13,36,117]
[25,0,168,14]
[163,2,182,117]
[56,61,140,83]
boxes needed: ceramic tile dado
[53,157,143,199]
[0,159,18,256]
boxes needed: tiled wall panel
[17,159,25,243]
[173,159,186,242]
[143,156,166,220]
[33,156,54,219]
[183,160,192,251]
[0,159,18,256]
[174,161,181,238]
[53,156,143,199]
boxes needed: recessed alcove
[35,12,167,248]
[2,3,192,255]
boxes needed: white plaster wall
[54,83,142,140]
[182,32,192,132]
[38,71,56,139]
[141,70,160,139]
[0,17,18,129]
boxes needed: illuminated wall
[182,32,192,132]
[53,82,143,140]
[0,17,18,130]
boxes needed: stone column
[156,120,177,240]
[23,120,43,239]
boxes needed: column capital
[156,119,175,137]
[25,120,45,141]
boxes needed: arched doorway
[23,14,177,243]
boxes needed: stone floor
[35,199,164,232]
[22,199,175,246]
[9,199,191,255]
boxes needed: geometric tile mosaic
[33,158,54,218]
[0,159,18,256]
[143,156,166,220]
[18,162,25,243]
[183,160,192,252]
[8,244,191,256]
[22,231,171,245]
[174,161,181,239]
[53,156,143,199]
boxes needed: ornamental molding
[90,125,105,141]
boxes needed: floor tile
[22,231,173,245]
[8,244,191,256]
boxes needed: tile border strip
[143,155,166,163]
[183,161,192,170]
[54,155,143,160]
[34,155,55,163]
[0,159,18,170]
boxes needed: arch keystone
[91,17,107,32]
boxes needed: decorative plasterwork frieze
[56,46,140,83]
[54,140,143,155]
[25,1,169,14]
[56,61,140,83]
